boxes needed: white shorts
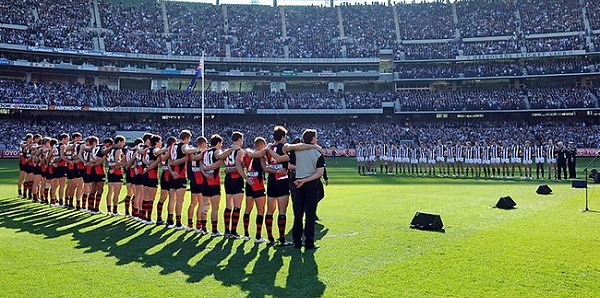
[547,158,556,164]
[357,157,364,162]
[369,156,376,161]
[456,157,464,162]
[446,158,455,163]
[511,158,522,164]
[402,158,410,163]
[535,158,545,164]
[419,158,427,163]
[501,158,510,164]
[491,158,501,164]
[466,159,474,164]
[436,157,445,162]
[483,159,491,165]
[523,159,532,165]
[474,159,482,164]
[428,159,436,164]
[410,159,418,164]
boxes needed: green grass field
[1,158,600,297]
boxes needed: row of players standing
[357,139,578,180]
[17,126,326,249]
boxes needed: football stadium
[1,0,600,296]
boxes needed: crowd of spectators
[37,0,93,50]
[396,2,454,40]
[395,57,600,78]
[167,2,224,57]
[397,89,526,111]
[99,0,167,55]
[518,0,584,34]
[227,5,284,58]
[1,1,598,58]
[341,3,396,58]
[587,0,600,30]
[0,0,35,26]
[2,118,600,152]
[285,6,342,58]
[460,39,521,56]
[456,0,518,38]
[396,61,521,78]
[525,36,587,53]
[0,79,98,106]
[527,87,596,109]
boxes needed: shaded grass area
[1,158,600,297]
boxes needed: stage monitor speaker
[496,196,517,209]
[572,180,587,188]
[536,184,552,195]
[410,212,443,231]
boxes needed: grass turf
[1,158,600,297]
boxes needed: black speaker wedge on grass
[536,184,552,195]
[496,196,517,209]
[572,180,587,188]
[410,212,444,231]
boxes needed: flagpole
[201,51,205,137]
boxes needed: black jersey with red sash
[144,147,158,179]
[225,149,241,179]
[160,149,171,182]
[202,148,220,186]
[266,143,288,182]
[244,155,265,192]
[19,144,27,166]
[107,148,123,175]
[170,142,188,179]
[189,153,205,185]
[92,145,105,176]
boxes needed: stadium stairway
[32,7,39,24]
[160,1,169,35]
[336,6,347,58]
[280,6,289,58]
[392,5,401,42]
[582,0,596,51]
[92,0,102,28]
[451,2,460,39]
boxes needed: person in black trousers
[566,142,577,179]
[556,142,568,180]
[316,166,328,221]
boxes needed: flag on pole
[185,53,204,93]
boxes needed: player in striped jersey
[490,140,500,178]
[472,141,482,178]
[534,140,545,179]
[522,140,533,179]
[435,140,445,177]
[481,141,491,178]
[409,144,418,176]
[510,140,522,178]
[464,141,474,177]
[445,141,456,177]
[455,141,465,177]
[500,141,511,178]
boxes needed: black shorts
[32,166,42,176]
[83,173,93,184]
[225,176,244,194]
[107,173,123,183]
[76,169,85,178]
[66,168,77,179]
[54,166,67,179]
[190,181,205,194]
[267,179,289,198]
[160,174,170,191]
[170,178,187,190]
[132,174,144,186]
[24,165,33,174]
[144,178,158,188]
[246,184,266,198]
[19,163,26,171]
[125,171,134,184]
[91,173,104,183]
[203,185,221,197]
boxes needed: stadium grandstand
[0,0,600,151]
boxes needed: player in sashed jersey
[242,137,269,243]
[167,130,201,229]
[18,134,33,198]
[200,134,240,237]
[133,133,153,221]
[222,131,250,239]
[65,133,84,209]
[105,136,126,216]
[156,136,177,225]
[123,138,143,217]
[141,135,167,224]
[187,136,209,233]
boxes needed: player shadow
[0,197,327,296]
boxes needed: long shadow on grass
[0,197,327,297]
